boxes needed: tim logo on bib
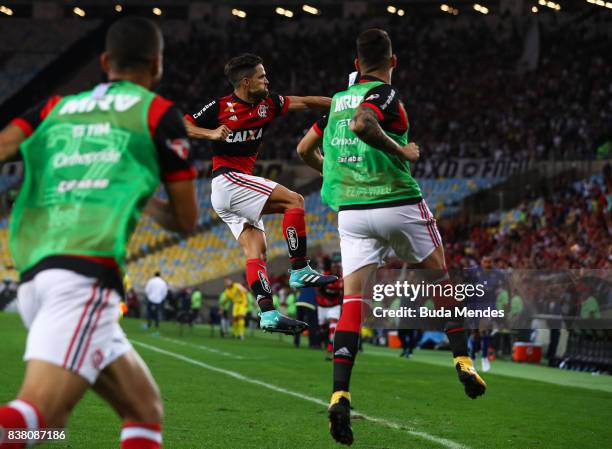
[286,227,299,251]
[258,271,272,293]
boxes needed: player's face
[246,64,269,100]
[224,278,233,288]
[481,256,493,269]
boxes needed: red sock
[0,399,45,449]
[337,296,363,332]
[121,422,162,449]
[246,259,274,311]
[333,296,364,392]
[283,208,307,267]
[430,273,469,357]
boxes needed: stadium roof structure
[0,0,603,15]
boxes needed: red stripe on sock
[333,358,353,365]
[446,326,465,334]
[15,399,45,429]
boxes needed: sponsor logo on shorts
[286,227,299,251]
[91,348,104,370]
[258,271,272,293]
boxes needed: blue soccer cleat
[259,310,308,335]
[289,264,338,288]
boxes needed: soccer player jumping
[0,17,197,449]
[297,29,487,445]
[185,54,337,335]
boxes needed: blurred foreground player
[0,17,198,449]
[184,54,337,335]
[297,29,486,445]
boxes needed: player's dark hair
[356,28,392,72]
[224,53,263,88]
[105,17,163,71]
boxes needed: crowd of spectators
[158,13,612,162]
[445,164,612,270]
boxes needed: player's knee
[292,192,304,209]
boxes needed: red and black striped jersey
[185,93,290,174]
[316,272,343,307]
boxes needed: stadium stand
[159,14,612,162]
[0,19,100,103]
[445,168,612,270]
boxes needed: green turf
[1,312,611,449]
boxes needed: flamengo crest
[258,104,268,118]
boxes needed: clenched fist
[212,125,232,141]
[399,142,420,162]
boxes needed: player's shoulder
[364,82,399,102]
[150,94,176,114]
[265,92,287,108]
[193,96,221,119]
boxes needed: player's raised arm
[297,116,327,174]
[287,96,331,112]
[1,96,62,162]
[350,106,419,162]
[184,117,231,141]
[183,99,231,141]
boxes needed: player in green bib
[297,29,487,445]
[0,18,197,448]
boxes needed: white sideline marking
[132,340,470,449]
[160,337,245,360]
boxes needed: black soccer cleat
[328,391,353,446]
[259,310,308,335]
[454,356,487,399]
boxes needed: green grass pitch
[1,311,611,449]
